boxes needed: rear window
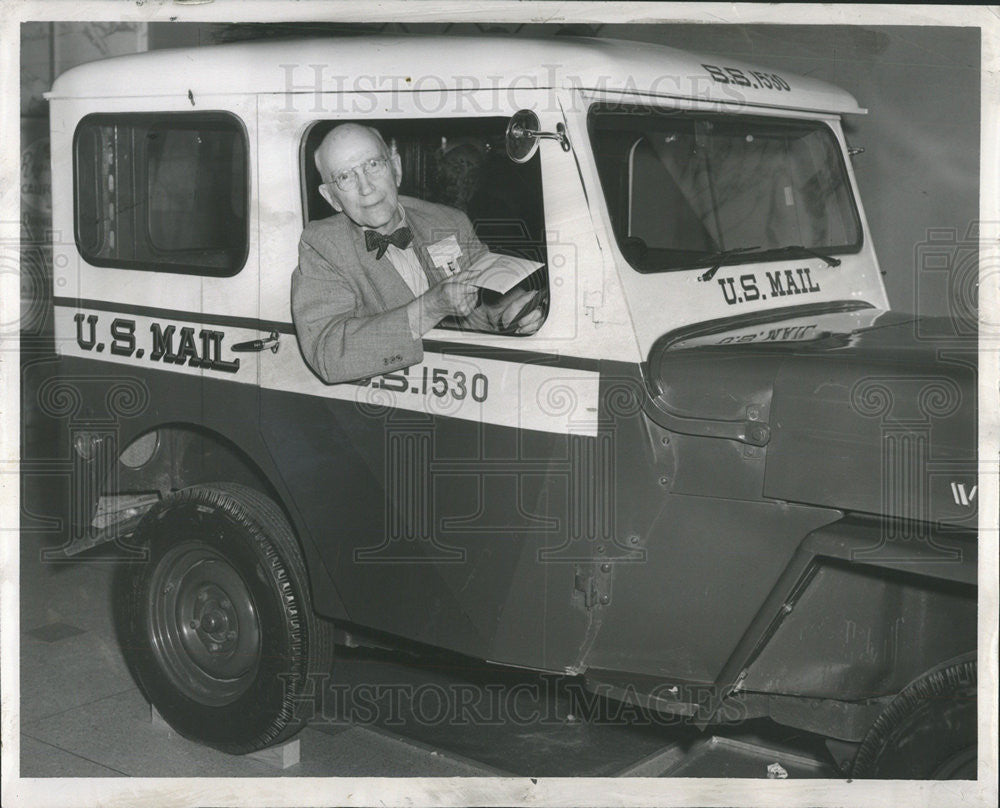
[74,112,248,276]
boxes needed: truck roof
[47,35,865,115]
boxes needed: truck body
[44,36,977,776]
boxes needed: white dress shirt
[382,206,429,339]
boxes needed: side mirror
[505,109,571,164]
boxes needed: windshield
[588,104,862,274]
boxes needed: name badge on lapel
[425,235,463,276]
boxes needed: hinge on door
[574,570,598,608]
[574,563,612,609]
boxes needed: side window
[75,112,248,276]
[302,116,548,336]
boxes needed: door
[255,88,606,669]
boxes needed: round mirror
[506,109,540,164]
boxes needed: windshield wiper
[697,244,842,282]
[768,245,842,267]
[697,246,761,282]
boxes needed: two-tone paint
[45,36,976,739]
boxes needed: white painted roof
[48,35,864,114]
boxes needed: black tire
[852,656,977,779]
[115,483,334,754]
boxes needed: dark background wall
[20,21,980,340]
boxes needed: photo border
[2,3,997,807]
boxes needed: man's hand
[491,288,544,335]
[407,277,544,338]
[408,272,479,336]
[429,272,479,318]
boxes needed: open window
[301,117,548,336]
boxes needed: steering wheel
[498,287,548,335]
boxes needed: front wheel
[116,484,333,754]
[852,655,977,779]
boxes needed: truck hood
[649,306,977,527]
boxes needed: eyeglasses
[327,157,390,191]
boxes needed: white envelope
[466,252,544,294]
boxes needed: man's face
[318,127,403,233]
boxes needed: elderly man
[291,124,542,384]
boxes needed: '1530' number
[356,365,489,403]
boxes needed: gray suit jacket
[291,195,487,384]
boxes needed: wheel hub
[149,543,262,706]
[190,584,238,650]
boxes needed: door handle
[231,331,280,354]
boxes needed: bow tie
[365,226,413,260]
